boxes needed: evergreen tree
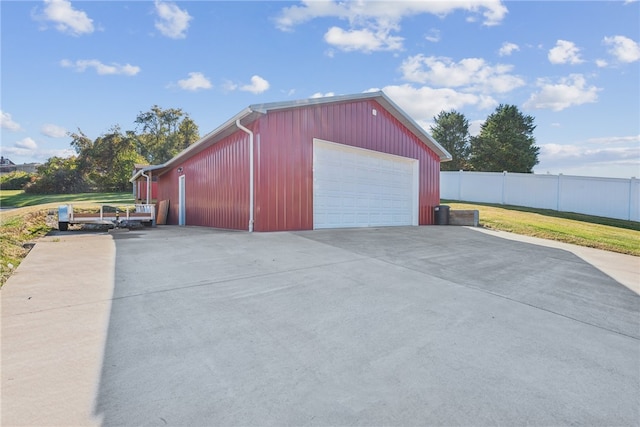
[430,110,471,171]
[470,104,539,173]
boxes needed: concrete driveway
[2,226,639,426]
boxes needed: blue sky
[1,0,639,178]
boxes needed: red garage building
[131,92,451,231]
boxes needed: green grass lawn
[443,200,640,256]
[1,190,134,208]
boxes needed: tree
[430,110,471,171]
[470,104,539,173]
[25,156,88,194]
[88,128,144,191]
[135,106,200,164]
[25,105,200,194]
[70,126,145,192]
[177,116,200,152]
[69,128,93,179]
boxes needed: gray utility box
[434,205,450,225]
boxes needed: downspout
[140,170,151,205]
[236,119,254,232]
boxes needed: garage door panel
[313,139,418,229]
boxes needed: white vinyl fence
[440,171,640,222]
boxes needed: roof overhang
[130,107,263,181]
[248,91,451,162]
[130,91,452,182]
[129,164,166,183]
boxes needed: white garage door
[313,138,419,229]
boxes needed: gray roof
[131,91,451,182]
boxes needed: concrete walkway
[470,227,640,294]
[1,226,638,426]
[1,232,115,427]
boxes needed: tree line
[18,106,200,194]
[431,104,540,173]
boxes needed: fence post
[556,173,563,212]
[502,171,507,205]
[458,170,463,200]
[629,176,636,221]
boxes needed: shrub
[23,156,90,194]
[0,171,35,190]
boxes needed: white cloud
[378,84,498,123]
[0,146,35,158]
[603,35,640,63]
[524,74,600,111]
[425,29,441,43]
[498,42,519,56]
[276,1,507,31]
[1,111,22,131]
[469,119,484,137]
[222,80,238,92]
[1,144,75,162]
[177,72,212,91]
[400,54,525,94]
[587,135,640,144]
[539,143,640,171]
[324,26,403,52]
[548,40,584,65]
[15,137,38,150]
[60,59,140,76]
[538,136,640,177]
[41,123,67,138]
[240,75,270,94]
[220,76,270,94]
[595,59,609,68]
[275,1,507,53]
[38,0,94,36]
[154,0,192,39]
[311,92,336,98]
[274,0,344,31]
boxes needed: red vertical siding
[157,130,250,229]
[136,181,158,202]
[254,99,440,231]
[157,98,441,230]
[157,173,175,223]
